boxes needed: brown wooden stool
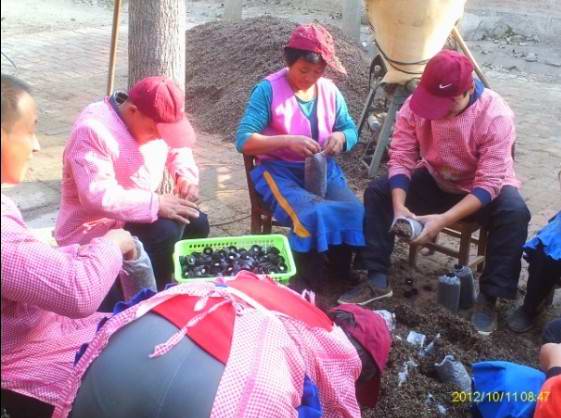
[409,220,488,271]
[243,154,286,234]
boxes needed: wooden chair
[409,220,489,271]
[243,154,285,234]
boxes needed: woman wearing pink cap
[236,24,364,290]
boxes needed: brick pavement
[1,23,251,235]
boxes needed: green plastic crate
[173,234,296,284]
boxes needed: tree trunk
[129,0,186,194]
[128,0,186,92]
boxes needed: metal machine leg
[357,81,381,140]
[367,85,411,178]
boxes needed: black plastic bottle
[455,264,476,309]
[437,273,461,313]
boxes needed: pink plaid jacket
[1,194,123,406]
[53,278,362,418]
[389,89,520,199]
[54,98,199,246]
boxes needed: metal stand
[360,84,411,178]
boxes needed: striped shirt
[1,194,122,406]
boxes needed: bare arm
[441,194,483,225]
[242,133,289,155]
[412,194,483,244]
[242,133,321,158]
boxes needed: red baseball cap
[329,304,392,408]
[410,49,474,120]
[128,76,195,148]
[287,23,347,75]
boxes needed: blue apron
[251,159,365,253]
[524,211,561,261]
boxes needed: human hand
[174,176,200,202]
[392,204,416,222]
[158,194,200,224]
[104,229,137,260]
[410,214,448,245]
[539,343,561,371]
[286,135,321,158]
[323,132,346,156]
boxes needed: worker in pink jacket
[1,74,137,418]
[54,76,209,290]
[339,50,530,336]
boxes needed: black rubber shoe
[507,306,537,333]
[337,280,393,305]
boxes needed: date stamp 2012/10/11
[452,391,551,404]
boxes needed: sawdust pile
[185,16,370,140]
[317,257,542,418]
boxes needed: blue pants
[126,213,209,290]
[361,169,531,299]
[522,244,561,316]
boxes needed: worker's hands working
[158,193,200,224]
[411,214,448,245]
[285,131,346,157]
[392,203,416,223]
[175,176,200,202]
[323,132,346,156]
[391,204,446,245]
[285,135,321,157]
[104,229,138,261]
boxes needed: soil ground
[1,1,560,417]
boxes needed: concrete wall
[466,0,561,18]
[462,0,561,42]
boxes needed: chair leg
[458,230,471,267]
[250,211,261,235]
[476,227,488,272]
[409,244,419,268]
[263,214,273,234]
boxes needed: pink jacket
[55,98,199,246]
[1,194,122,406]
[389,89,520,200]
[53,277,361,418]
